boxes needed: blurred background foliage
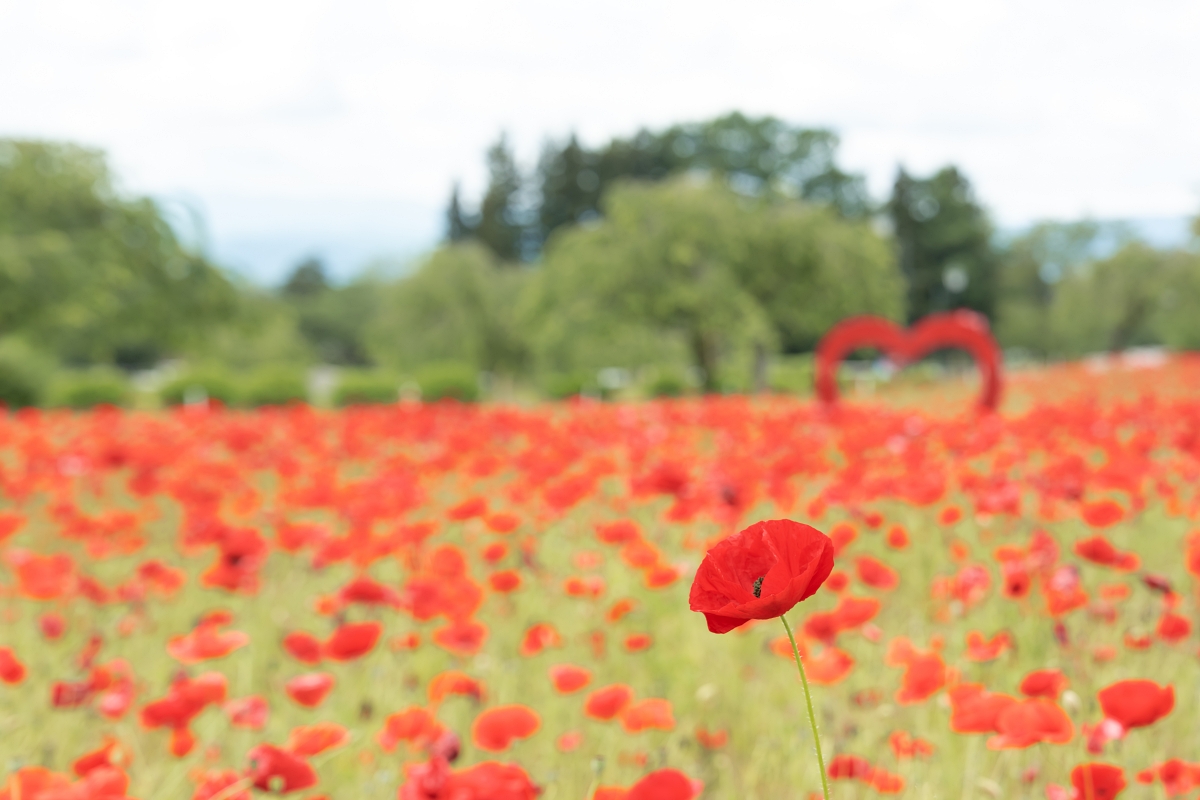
[1,112,1199,408]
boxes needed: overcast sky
[1,0,1198,282]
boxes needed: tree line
[2,115,1199,405]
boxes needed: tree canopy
[0,139,235,367]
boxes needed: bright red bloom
[948,684,1017,733]
[377,707,445,752]
[167,622,249,664]
[284,673,335,708]
[1081,500,1125,528]
[584,684,634,721]
[247,743,317,793]
[965,630,1012,662]
[1075,535,1139,571]
[621,698,675,732]
[398,758,539,800]
[855,556,898,590]
[0,647,26,685]
[286,722,349,757]
[282,632,323,665]
[225,695,269,729]
[627,768,697,800]
[1019,669,1068,699]
[471,705,541,752]
[1098,679,1174,729]
[689,519,834,634]
[488,570,522,593]
[322,621,382,661]
[548,664,592,694]
[428,671,486,705]
[1071,763,1127,799]
[519,623,562,656]
[988,698,1074,749]
[432,619,489,656]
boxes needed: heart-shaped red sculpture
[814,310,1003,412]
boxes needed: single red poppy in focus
[247,743,318,792]
[548,664,592,694]
[1098,679,1174,730]
[284,673,335,708]
[1070,762,1127,799]
[584,684,634,721]
[689,519,834,634]
[471,705,541,752]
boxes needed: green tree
[536,113,870,250]
[0,139,235,367]
[282,257,330,297]
[995,221,1109,355]
[1046,242,1200,355]
[527,178,902,391]
[366,243,528,374]
[888,166,998,323]
[278,258,379,365]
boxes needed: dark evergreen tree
[445,182,475,242]
[888,166,998,323]
[474,134,525,262]
[536,135,600,244]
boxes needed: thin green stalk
[781,614,830,800]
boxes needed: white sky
[1,0,1198,282]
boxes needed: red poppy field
[1,357,1199,799]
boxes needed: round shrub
[333,371,399,407]
[646,368,688,398]
[241,367,309,407]
[50,369,132,409]
[160,369,239,407]
[542,372,591,401]
[414,362,479,403]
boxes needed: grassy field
[0,356,1198,799]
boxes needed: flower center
[753,576,765,598]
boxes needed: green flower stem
[781,614,830,800]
